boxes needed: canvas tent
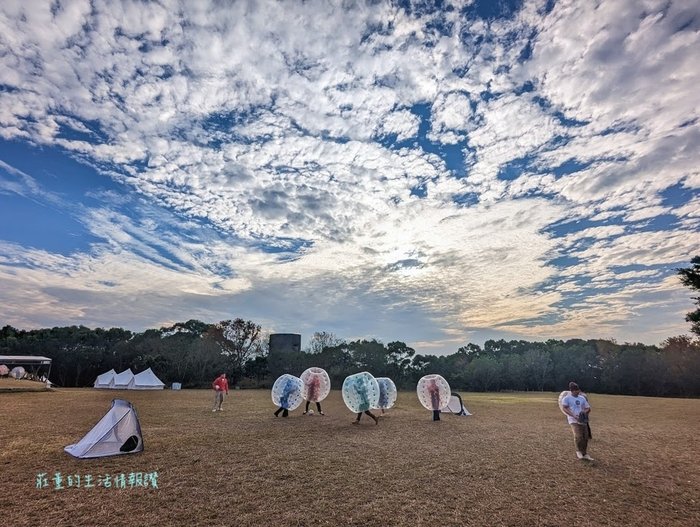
[94,369,116,389]
[110,369,135,389]
[131,368,165,390]
[64,399,144,459]
[441,393,472,416]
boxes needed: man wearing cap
[561,382,593,461]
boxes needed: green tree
[678,256,700,336]
[206,319,263,383]
[386,341,415,384]
[348,339,389,375]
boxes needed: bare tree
[207,319,263,382]
[306,331,343,354]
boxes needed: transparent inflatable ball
[271,374,304,411]
[342,372,380,413]
[300,367,331,402]
[417,374,451,411]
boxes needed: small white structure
[110,369,135,389]
[94,369,116,389]
[171,383,182,390]
[131,368,165,390]
[64,399,144,459]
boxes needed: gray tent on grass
[64,399,144,459]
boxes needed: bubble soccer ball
[271,374,304,411]
[374,377,398,410]
[300,367,331,402]
[557,390,570,414]
[342,372,380,413]
[417,374,451,411]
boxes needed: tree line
[1,322,699,397]
[1,257,698,396]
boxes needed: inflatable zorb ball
[271,374,304,411]
[342,372,380,413]
[300,367,331,402]
[417,374,451,411]
[557,391,570,415]
[375,377,397,410]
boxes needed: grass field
[1,389,699,526]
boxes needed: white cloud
[0,0,697,351]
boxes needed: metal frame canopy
[0,355,52,382]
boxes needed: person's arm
[562,402,577,420]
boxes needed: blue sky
[1,0,699,354]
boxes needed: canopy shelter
[131,368,165,390]
[0,355,52,382]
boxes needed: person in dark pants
[274,407,289,417]
[353,410,378,424]
[273,377,294,418]
[428,380,441,421]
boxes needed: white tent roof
[131,368,165,390]
[110,369,134,389]
[64,399,143,458]
[94,369,116,388]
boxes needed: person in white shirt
[561,382,593,461]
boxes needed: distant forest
[1,320,699,397]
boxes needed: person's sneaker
[583,454,594,461]
[576,451,584,460]
[373,416,379,424]
[320,412,325,416]
[352,420,359,425]
[212,409,217,412]
[302,411,307,415]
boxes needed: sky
[0,0,699,355]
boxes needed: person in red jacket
[212,373,229,412]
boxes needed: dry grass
[0,377,50,392]
[1,389,699,526]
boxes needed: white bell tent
[441,393,472,416]
[131,368,165,390]
[110,369,135,389]
[64,399,144,459]
[94,367,165,390]
[94,369,116,389]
